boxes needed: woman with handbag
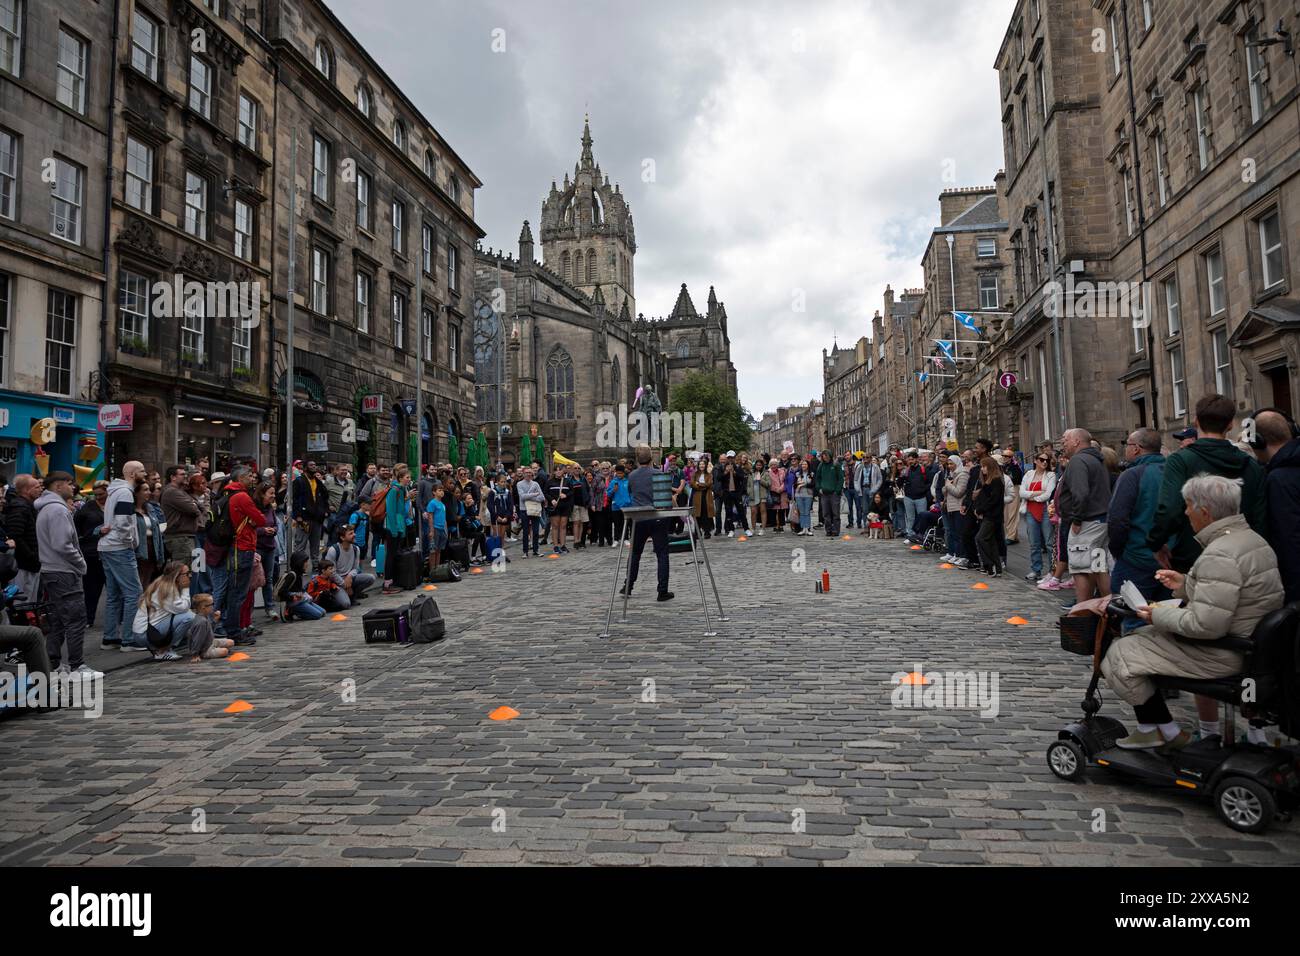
[516,466,546,557]
[129,561,195,659]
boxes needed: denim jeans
[220,550,254,638]
[209,560,228,624]
[944,510,965,558]
[132,610,196,653]
[1025,511,1054,576]
[891,498,906,533]
[796,495,813,530]
[843,490,860,527]
[100,548,142,646]
[903,497,927,537]
[287,597,326,620]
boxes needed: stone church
[471,119,737,463]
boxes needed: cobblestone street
[3,533,1298,867]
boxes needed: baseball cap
[1172,427,1197,440]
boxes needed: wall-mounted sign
[999,372,1018,390]
[306,432,328,452]
[355,429,370,442]
[98,403,135,431]
[361,394,383,415]
[53,407,77,425]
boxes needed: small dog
[865,514,892,540]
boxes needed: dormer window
[314,40,333,79]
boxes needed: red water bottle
[821,568,830,593]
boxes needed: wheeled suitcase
[445,539,471,571]
[394,548,421,590]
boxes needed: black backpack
[207,491,236,548]
[407,594,446,643]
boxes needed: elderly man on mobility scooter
[1100,474,1283,750]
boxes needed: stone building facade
[915,182,1012,450]
[635,283,737,394]
[265,0,482,471]
[822,337,869,456]
[919,0,1300,453]
[102,0,278,475]
[0,0,113,479]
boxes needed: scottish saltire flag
[935,339,956,362]
[915,371,930,384]
[954,312,983,334]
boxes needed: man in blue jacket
[1107,428,1168,629]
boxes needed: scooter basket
[1059,614,1100,656]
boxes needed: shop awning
[173,398,266,424]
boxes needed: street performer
[619,445,674,602]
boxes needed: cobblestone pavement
[3,529,1298,867]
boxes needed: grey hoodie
[35,490,87,576]
[98,477,139,553]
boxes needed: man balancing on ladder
[618,445,674,603]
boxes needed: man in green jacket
[1146,394,1267,573]
[816,450,844,537]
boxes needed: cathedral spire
[580,114,594,169]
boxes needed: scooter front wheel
[1047,739,1087,782]
[1214,776,1276,834]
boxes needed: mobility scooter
[1047,598,1300,833]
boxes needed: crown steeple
[580,114,594,169]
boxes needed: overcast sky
[331,0,1012,417]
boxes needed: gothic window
[676,339,690,359]
[611,356,621,403]
[586,249,596,283]
[545,347,575,420]
[474,299,502,423]
[592,189,604,224]
[561,251,571,281]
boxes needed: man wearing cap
[1172,426,1197,450]
[36,471,98,677]
[75,479,109,624]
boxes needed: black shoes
[619,584,632,596]
[656,591,674,602]
[234,633,257,646]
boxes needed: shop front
[174,397,266,473]
[0,391,105,483]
